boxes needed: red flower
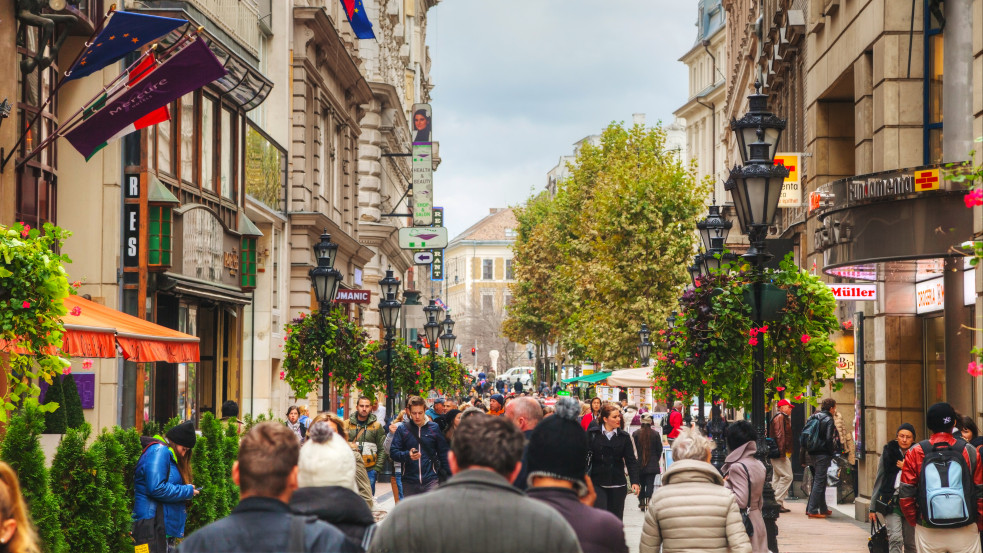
[801,334,811,344]
[20,224,30,238]
[82,359,93,370]
[415,371,421,375]
[842,320,853,330]
[776,386,786,392]
[968,362,983,377]
[21,300,30,309]
[328,372,333,376]
[63,367,72,375]
[415,380,419,384]
[70,306,82,316]
[299,312,306,318]
[766,377,774,382]
[793,394,803,400]
[964,188,983,208]
[314,367,319,372]
[761,325,769,333]
[280,371,285,380]
[71,280,81,288]
[701,379,708,385]
[658,329,666,335]
[748,337,759,346]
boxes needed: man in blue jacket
[391,395,450,497]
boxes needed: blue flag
[340,0,375,39]
[64,11,187,82]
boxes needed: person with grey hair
[639,425,751,553]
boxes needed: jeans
[638,472,658,502]
[594,485,628,520]
[367,469,377,495]
[807,454,832,514]
[402,477,439,497]
[883,511,916,553]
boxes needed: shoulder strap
[287,515,311,553]
[736,462,752,508]
[139,440,172,483]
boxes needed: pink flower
[20,224,30,238]
[71,281,81,289]
[842,320,853,330]
[748,337,759,346]
[964,188,983,208]
[299,312,306,319]
[70,306,82,316]
[82,359,92,370]
[968,362,983,377]
[415,380,419,384]
[415,371,421,375]
[801,334,811,344]
[21,300,30,309]
[279,371,285,380]
[63,367,72,375]
[283,336,288,341]
[328,372,333,377]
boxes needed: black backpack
[800,413,826,452]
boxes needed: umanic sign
[828,283,877,301]
[336,289,371,304]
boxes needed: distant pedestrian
[869,423,917,553]
[178,422,356,552]
[496,379,506,395]
[488,394,505,416]
[286,405,307,444]
[133,421,199,552]
[526,397,628,553]
[390,396,450,495]
[0,461,41,553]
[581,397,602,431]
[666,401,683,441]
[899,403,983,553]
[957,416,983,447]
[707,404,729,473]
[802,398,839,518]
[425,398,446,421]
[297,405,311,428]
[220,400,243,434]
[722,420,767,553]
[514,378,524,395]
[639,425,751,553]
[437,408,462,441]
[632,413,662,511]
[769,399,793,511]
[586,404,640,520]
[505,397,544,491]
[368,415,582,553]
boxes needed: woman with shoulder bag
[587,404,639,520]
[132,421,199,553]
[868,423,916,553]
[721,420,767,553]
[632,413,663,511]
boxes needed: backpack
[800,413,825,452]
[662,411,675,436]
[917,438,977,528]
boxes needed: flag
[64,39,227,160]
[64,11,187,82]
[435,297,448,311]
[339,0,375,39]
[82,54,171,160]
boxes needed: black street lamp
[666,311,677,329]
[423,299,442,385]
[440,312,456,358]
[309,231,343,414]
[728,82,788,549]
[378,269,402,421]
[637,323,652,366]
[698,204,737,275]
[688,254,704,287]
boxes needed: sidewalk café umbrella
[1,295,199,363]
[605,366,656,387]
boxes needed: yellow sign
[914,168,940,191]
[774,153,802,207]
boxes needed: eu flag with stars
[340,0,375,39]
[64,11,187,82]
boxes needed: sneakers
[807,513,828,518]
[779,506,791,513]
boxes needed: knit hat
[525,397,589,496]
[640,413,654,424]
[777,399,792,408]
[297,421,356,491]
[166,421,197,449]
[490,394,505,408]
[897,422,916,439]
[927,402,957,433]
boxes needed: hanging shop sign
[836,353,856,379]
[412,103,433,226]
[431,249,444,280]
[398,226,448,249]
[335,289,371,304]
[775,153,802,207]
[828,283,877,301]
[916,277,945,314]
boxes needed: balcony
[147,0,263,58]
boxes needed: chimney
[632,113,646,126]
[489,208,502,214]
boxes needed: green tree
[186,415,217,533]
[41,376,66,434]
[222,420,240,507]
[91,430,131,553]
[0,405,66,553]
[50,424,110,553]
[60,374,85,429]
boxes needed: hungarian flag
[339,0,375,39]
[64,11,187,82]
[80,53,171,160]
[64,39,227,160]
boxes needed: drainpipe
[250,290,256,416]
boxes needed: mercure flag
[340,0,375,39]
[64,11,187,82]
[65,39,226,159]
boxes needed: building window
[201,95,215,192]
[482,294,494,312]
[241,237,257,289]
[220,107,234,200]
[157,113,174,176]
[148,205,173,267]
[180,93,195,184]
[482,259,494,280]
[924,0,944,164]
[504,294,513,307]
[505,259,514,280]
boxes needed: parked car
[500,367,534,387]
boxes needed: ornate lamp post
[637,323,652,366]
[378,269,402,421]
[727,82,789,550]
[423,299,442,385]
[440,312,456,358]
[309,231,343,414]
[698,204,737,274]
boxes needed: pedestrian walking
[632,413,663,511]
[488,393,505,416]
[581,397,602,430]
[514,378,524,395]
[587,403,640,520]
[899,402,983,553]
[802,398,839,518]
[437,408,462,440]
[285,405,307,444]
[347,395,388,495]
[220,400,243,435]
[505,396,545,490]
[722,420,767,553]
[425,397,446,421]
[368,415,582,553]
[770,399,794,512]
[869,423,917,553]
[526,397,628,553]
[178,422,356,552]
[665,401,684,442]
[0,461,41,553]
[390,395,450,496]
[290,421,375,551]
[133,420,199,553]
[957,416,983,447]
[639,424,751,553]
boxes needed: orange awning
[62,296,200,363]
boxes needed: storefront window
[202,96,215,192]
[148,205,173,267]
[16,24,59,228]
[157,112,173,176]
[221,108,233,199]
[241,237,257,289]
[923,315,946,436]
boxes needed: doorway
[923,315,945,437]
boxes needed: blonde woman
[0,461,40,553]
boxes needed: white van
[500,367,535,387]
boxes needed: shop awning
[63,296,199,363]
[561,371,612,385]
[605,367,656,387]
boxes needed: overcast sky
[426,1,698,237]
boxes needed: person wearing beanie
[132,421,199,549]
[525,397,628,553]
[769,398,794,513]
[869,423,917,553]
[488,394,505,416]
[899,402,983,553]
[290,421,374,549]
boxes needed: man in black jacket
[178,422,356,553]
[804,398,840,518]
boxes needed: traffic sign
[413,251,434,264]
[398,226,448,249]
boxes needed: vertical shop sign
[412,103,433,226]
[123,174,140,267]
[431,207,444,280]
[775,153,802,207]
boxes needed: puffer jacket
[639,459,752,553]
[132,437,195,538]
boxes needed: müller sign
[828,284,877,301]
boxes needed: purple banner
[39,373,96,410]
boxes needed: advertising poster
[412,103,433,226]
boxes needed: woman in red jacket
[581,397,602,430]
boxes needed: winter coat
[639,459,752,553]
[177,496,357,553]
[390,420,450,486]
[722,441,767,553]
[770,411,793,456]
[289,486,375,550]
[346,413,389,472]
[581,412,598,431]
[526,487,627,553]
[833,410,856,464]
[132,438,195,538]
[586,422,640,487]
[899,432,983,528]
[667,409,683,439]
[367,469,582,553]
[870,440,907,515]
[632,427,663,475]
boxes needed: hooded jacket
[639,459,752,553]
[347,412,388,471]
[289,486,375,550]
[132,436,195,538]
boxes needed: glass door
[923,315,946,437]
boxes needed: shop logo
[914,169,940,191]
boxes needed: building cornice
[289,212,375,266]
[293,7,373,108]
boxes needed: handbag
[868,520,889,553]
[131,506,165,553]
[736,462,754,537]
[354,426,379,470]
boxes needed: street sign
[431,249,444,280]
[413,251,434,264]
[398,226,448,249]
